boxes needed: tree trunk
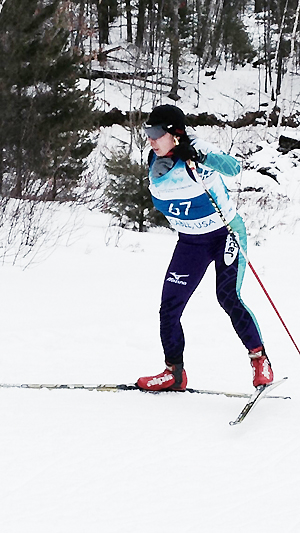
[125,0,132,42]
[254,0,264,12]
[169,0,180,98]
[136,0,147,48]
[96,0,109,47]
[277,0,300,133]
[14,141,23,199]
[195,0,204,50]
[198,0,224,67]
[74,0,85,52]
[0,145,3,195]
[274,0,289,99]
[14,86,23,199]
[263,0,272,93]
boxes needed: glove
[173,142,206,163]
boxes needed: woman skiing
[137,104,273,392]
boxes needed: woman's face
[147,132,175,157]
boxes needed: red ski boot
[137,363,187,392]
[249,347,273,388]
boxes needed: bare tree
[135,0,147,48]
[124,0,132,42]
[168,0,180,99]
[277,0,300,134]
[197,0,225,67]
[264,0,289,133]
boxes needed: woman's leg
[214,225,274,386]
[160,236,211,364]
[214,217,263,350]
[137,233,213,391]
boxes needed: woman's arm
[191,138,240,177]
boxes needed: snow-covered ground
[0,204,299,533]
[1,23,300,530]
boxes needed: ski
[229,377,288,426]
[0,381,290,400]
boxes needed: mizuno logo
[166,272,189,285]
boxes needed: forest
[0,0,299,234]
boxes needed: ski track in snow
[0,206,299,533]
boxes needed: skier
[137,104,274,392]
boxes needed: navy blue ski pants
[160,221,263,364]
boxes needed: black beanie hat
[144,104,186,139]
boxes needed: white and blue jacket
[148,138,240,235]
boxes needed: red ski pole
[246,258,300,354]
[204,185,300,355]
